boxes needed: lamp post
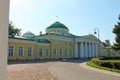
[94,28,100,57]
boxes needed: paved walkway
[49,60,120,80]
[8,61,57,80]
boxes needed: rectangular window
[8,46,14,56]
[39,48,43,56]
[19,46,24,56]
[60,42,64,45]
[70,50,72,56]
[60,49,63,56]
[67,50,69,56]
[65,49,67,57]
[54,41,57,44]
[70,42,72,46]
[66,42,67,46]
[28,47,32,56]
[54,49,57,56]
[46,48,49,56]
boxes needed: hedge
[99,56,120,60]
[87,61,120,73]
[91,58,120,70]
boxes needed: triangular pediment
[83,34,99,41]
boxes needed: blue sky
[10,0,120,44]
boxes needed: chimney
[40,31,42,35]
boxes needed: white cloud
[10,0,26,6]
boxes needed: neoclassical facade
[8,21,103,60]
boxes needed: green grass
[87,61,120,73]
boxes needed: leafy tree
[112,15,120,51]
[9,21,21,37]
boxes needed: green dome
[47,21,69,30]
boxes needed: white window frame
[8,46,14,56]
[18,46,24,56]
[28,47,32,56]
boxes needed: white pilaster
[0,0,9,80]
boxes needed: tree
[103,39,111,47]
[112,15,120,51]
[9,21,21,37]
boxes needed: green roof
[36,39,50,43]
[46,21,69,30]
[9,36,50,44]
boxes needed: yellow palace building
[8,21,104,60]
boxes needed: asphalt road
[49,60,120,80]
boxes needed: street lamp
[94,28,100,57]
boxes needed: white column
[0,0,9,80]
[74,42,78,58]
[85,42,88,58]
[89,42,91,58]
[92,43,95,57]
[95,43,98,57]
[80,42,83,58]
[91,43,93,57]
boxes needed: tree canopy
[9,21,21,37]
[112,15,120,51]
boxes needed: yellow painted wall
[8,40,50,60]
[50,39,74,59]
[8,40,36,60]
[35,44,50,59]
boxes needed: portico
[74,35,99,59]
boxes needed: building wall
[8,39,36,60]
[50,39,74,59]
[8,35,74,60]
[35,44,50,59]
[8,34,106,60]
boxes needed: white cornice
[8,39,50,46]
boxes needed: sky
[10,0,120,44]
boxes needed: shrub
[91,58,120,70]
[87,61,120,73]
[99,56,120,60]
